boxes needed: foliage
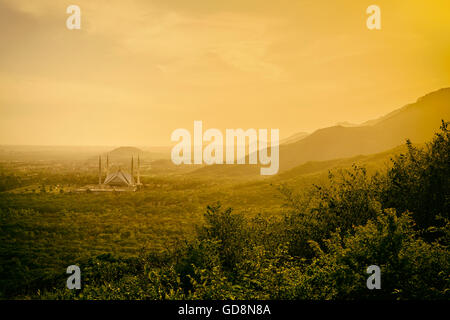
[302,209,450,300]
[1,122,449,300]
[379,120,450,231]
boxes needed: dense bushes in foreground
[8,122,450,299]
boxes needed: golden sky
[0,0,449,146]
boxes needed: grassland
[1,134,448,299]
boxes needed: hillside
[274,144,408,182]
[279,132,309,145]
[191,142,407,181]
[108,146,143,156]
[278,88,450,171]
[95,146,169,164]
[190,88,449,177]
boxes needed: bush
[380,121,450,231]
[301,209,450,300]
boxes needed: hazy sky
[0,0,449,146]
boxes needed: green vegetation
[0,122,449,299]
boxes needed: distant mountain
[336,121,359,127]
[278,88,450,171]
[108,146,143,156]
[360,107,404,127]
[190,88,449,177]
[279,132,309,145]
[190,143,408,180]
[103,146,171,163]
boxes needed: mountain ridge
[277,87,450,171]
[191,87,449,177]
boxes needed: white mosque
[75,154,143,192]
